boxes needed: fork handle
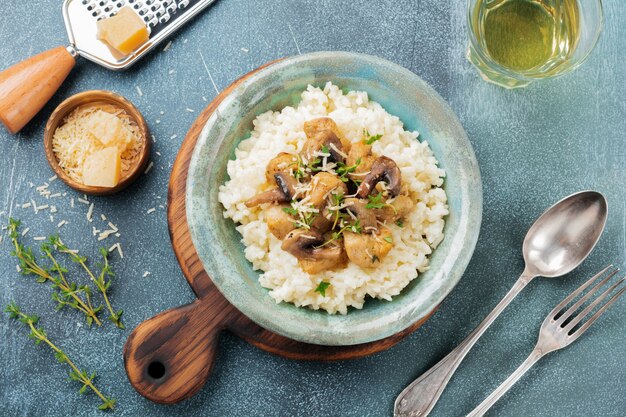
[394,271,534,417]
[466,348,544,417]
[0,46,75,134]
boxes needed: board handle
[124,298,228,404]
[0,46,76,134]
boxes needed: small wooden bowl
[44,90,151,195]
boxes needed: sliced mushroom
[310,207,334,233]
[343,227,394,268]
[308,172,348,208]
[301,130,347,164]
[304,117,352,152]
[245,172,299,207]
[281,229,347,274]
[265,205,296,240]
[356,156,402,198]
[266,152,298,183]
[344,198,378,233]
[372,195,414,223]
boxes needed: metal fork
[466,265,626,417]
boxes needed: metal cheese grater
[0,0,218,133]
[65,0,217,70]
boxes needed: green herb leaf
[282,206,298,216]
[383,236,393,244]
[315,281,331,297]
[364,130,383,145]
[366,194,386,209]
[395,219,404,228]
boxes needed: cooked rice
[218,82,448,314]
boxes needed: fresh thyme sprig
[51,237,124,329]
[8,219,103,327]
[4,302,116,411]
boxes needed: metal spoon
[394,190,608,417]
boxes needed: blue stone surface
[0,1,624,416]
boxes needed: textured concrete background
[0,1,624,416]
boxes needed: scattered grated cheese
[57,220,67,228]
[147,208,156,214]
[70,198,75,208]
[168,69,175,75]
[16,265,21,273]
[170,134,177,140]
[34,236,46,241]
[163,41,172,51]
[36,204,49,211]
[241,47,249,53]
[144,161,154,174]
[98,230,116,241]
[92,227,99,236]
[50,193,62,198]
[202,96,208,102]
[107,222,118,232]
[136,86,143,96]
[142,271,151,278]
[21,227,29,237]
[108,243,124,259]
[21,203,32,209]
[101,214,107,221]
[49,175,58,182]
[115,233,121,237]
[186,108,194,113]
[86,203,94,222]
[156,151,161,156]
[78,198,90,205]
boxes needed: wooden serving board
[123,62,436,404]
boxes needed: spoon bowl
[523,191,608,278]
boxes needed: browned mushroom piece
[245,172,299,207]
[372,194,414,223]
[265,204,297,240]
[265,152,298,183]
[308,172,348,208]
[344,198,378,233]
[356,156,402,198]
[310,207,334,233]
[343,227,394,268]
[303,117,352,151]
[281,229,347,274]
[301,130,347,164]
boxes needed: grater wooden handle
[0,46,75,134]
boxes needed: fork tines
[548,265,626,341]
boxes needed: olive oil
[472,0,580,72]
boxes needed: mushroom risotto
[218,82,448,314]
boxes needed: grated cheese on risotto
[219,82,448,315]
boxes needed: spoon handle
[394,270,534,417]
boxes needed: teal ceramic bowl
[187,51,482,346]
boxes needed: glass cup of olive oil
[467,0,603,88]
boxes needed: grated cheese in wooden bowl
[51,103,143,186]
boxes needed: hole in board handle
[147,361,166,380]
